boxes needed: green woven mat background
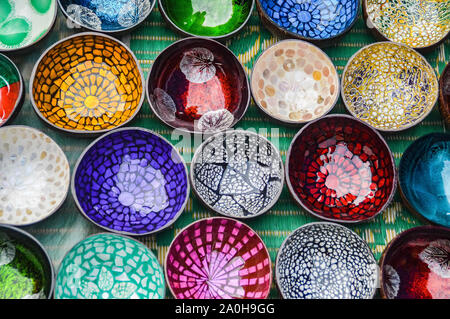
[6,4,448,298]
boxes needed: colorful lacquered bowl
[0,53,23,127]
[341,42,438,132]
[0,126,70,226]
[191,130,284,219]
[0,225,55,299]
[0,0,57,52]
[165,217,272,299]
[55,233,165,299]
[146,37,250,134]
[276,222,378,299]
[286,114,396,223]
[380,226,450,299]
[58,0,156,33]
[30,32,144,134]
[256,0,360,46]
[72,127,189,236]
[158,0,254,39]
[363,0,450,51]
[399,133,450,228]
[251,39,339,124]
[439,62,450,128]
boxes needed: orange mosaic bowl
[30,32,144,134]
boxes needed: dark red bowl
[439,62,450,128]
[286,114,396,223]
[379,226,450,299]
[146,37,250,134]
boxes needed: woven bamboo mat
[6,5,448,298]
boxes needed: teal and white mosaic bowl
[54,233,165,299]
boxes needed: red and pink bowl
[286,114,396,223]
[165,217,272,299]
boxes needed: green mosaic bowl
[54,233,165,299]
[0,225,55,299]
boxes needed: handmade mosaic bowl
[58,0,156,33]
[276,222,378,299]
[146,37,250,134]
[286,115,396,223]
[256,0,360,46]
[363,0,450,51]
[191,130,284,219]
[380,226,450,299]
[0,126,70,226]
[439,63,450,128]
[165,217,272,299]
[30,32,144,134]
[72,128,189,236]
[0,53,23,127]
[399,133,450,228]
[159,0,254,39]
[0,225,54,299]
[341,42,438,132]
[55,233,165,299]
[251,39,339,124]
[0,0,57,52]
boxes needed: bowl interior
[160,0,253,37]
[192,131,284,218]
[0,225,54,299]
[166,218,272,299]
[31,33,143,133]
[0,54,22,127]
[0,126,70,226]
[399,133,450,228]
[251,40,339,123]
[365,0,450,49]
[55,233,165,299]
[276,223,377,299]
[73,129,189,235]
[342,42,438,131]
[258,0,359,40]
[0,0,56,51]
[59,0,155,32]
[380,226,450,299]
[147,38,249,133]
[287,116,395,222]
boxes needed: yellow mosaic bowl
[363,0,450,50]
[30,32,144,134]
[341,42,438,132]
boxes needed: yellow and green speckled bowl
[341,42,438,132]
[30,32,144,134]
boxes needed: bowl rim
[164,216,273,299]
[145,36,251,135]
[29,31,146,135]
[362,0,450,51]
[255,0,361,44]
[71,126,190,237]
[0,53,24,128]
[0,0,58,53]
[285,113,397,224]
[190,129,285,219]
[57,0,157,34]
[398,132,450,228]
[54,231,166,299]
[0,224,56,299]
[0,125,71,227]
[274,221,378,299]
[250,38,341,125]
[340,41,439,132]
[378,224,450,299]
[158,0,256,39]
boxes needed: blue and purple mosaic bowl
[72,127,189,236]
[256,0,360,46]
